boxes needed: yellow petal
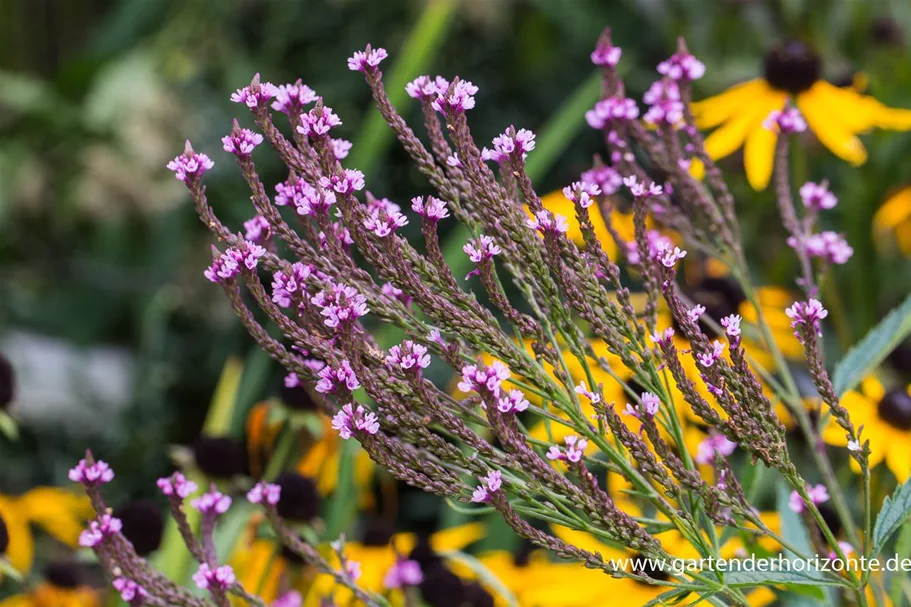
[703,85,787,162]
[743,117,781,190]
[0,496,33,574]
[874,187,911,232]
[0,596,34,607]
[797,87,868,165]
[16,487,92,548]
[691,79,768,130]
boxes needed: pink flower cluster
[470,470,503,503]
[581,165,623,196]
[204,241,266,283]
[310,282,369,330]
[383,559,423,589]
[319,169,365,195]
[585,96,639,129]
[275,179,337,216]
[79,513,122,547]
[763,108,807,134]
[431,80,478,114]
[243,215,271,243]
[799,182,838,210]
[574,381,601,404]
[69,458,114,485]
[297,106,342,138]
[785,299,828,339]
[113,578,146,605]
[788,483,830,513]
[591,42,622,67]
[157,472,198,499]
[347,47,388,72]
[643,80,684,127]
[406,75,450,100]
[222,128,263,157]
[527,211,569,235]
[247,481,281,505]
[363,206,409,238]
[271,80,317,115]
[191,487,232,515]
[497,389,530,414]
[458,361,511,397]
[167,142,215,182]
[193,564,236,592]
[562,181,602,209]
[657,52,706,81]
[546,435,588,463]
[386,340,431,371]
[271,262,311,308]
[655,242,687,268]
[230,77,278,109]
[331,403,380,440]
[697,340,726,368]
[694,433,737,464]
[411,195,450,221]
[316,360,360,394]
[623,392,662,420]
[650,327,676,346]
[798,231,854,265]
[623,175,663,198]
[489,128,536,162]
[464,235,501,279]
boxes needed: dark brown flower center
[0,352,14,411]
[113,499,164,556]
[362,519,395,547]
[877,389,911,431]
[632,552,670,583]
[275,472,321,522]
[45,562,83,589]
[192,436,248,478]
[0,512,8,555]
[763,42,821,94]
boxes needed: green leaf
[350,0,458,176]
[0,557,23,582]
[324,439,359,539]
[872,472,911,557]
[776,482,813,559]
[832,292,911,396]
[723,568,846,588]
[889,516,911,607]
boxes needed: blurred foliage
[1,0,911,567]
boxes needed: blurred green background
[2,0,910,502]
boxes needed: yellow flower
[692,42,911,190]
[0,487,92,575]
[873,187,911,256]
[0,563,100,607]
[822,377,911,482]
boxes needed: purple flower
[445,154,462,168]
[386,340,431,371]
[650,328,675,345]
[803,231,854,264]
[581,165,623,195]
[345,560,362,581]
[527,211,569,235]
[167,141,215,182]
[230,76,279,109]
[297,106,343,138]
[406,75,450,100]
[785,299,828,340]
[623,175,663,198]
[624,392,661,420]
[657,52,706,81]
[489,128,536,162]
[319,169,365,195]
[431,79,478,114]
[243,215,271,243]
[271,80,317,115]
[463,235,501,279]
[687,304,706,323]
[204,241,266,283]
[79,513,122,547]
[191,487,232,515]
[272,591,303,607]
[271,262,311,308]
[384,559,423,589]
[763,108,806,134]
[697,341,726,368]
[642,80,684,127]
[310,282,369,330]
[363,206,409,238]
[193,564,236,592]
[222,128,264,157]
[247,481,281,505]
[720,314,742,341]
[381,282,412,307]
[562,181,602,209]
[585,97,639,129]
[497,389,530,414]
[694,433,737,464]
[788,483,830,513]
[458,361,511,397]
[316,360,360,394]
[113,578,146,605]
[546,435,588,464]
[331,403,380,440]
[655,242,687,268]
[69,458,114,485]
[591,42,622,67]
[799,182,838,210]
[574,381,601,404]
[411,195,450,221]
[157,472,198,499]
[347,47,388,72]
[470,470,503,503]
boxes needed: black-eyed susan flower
[874,187,911,256]
[692,42,911,190]
[823,377,911,482]
[0,562,99,607]
[0,487,92,575]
